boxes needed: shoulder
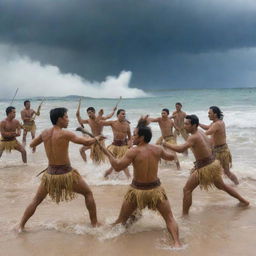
[14,119,20,125]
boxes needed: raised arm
[101,106,117,120]
[76,110,88,125]
[101,146,135,171]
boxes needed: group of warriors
[0,100,249,248]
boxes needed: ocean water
[0,88,255,256]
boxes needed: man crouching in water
[100,117,181,248]
[18,108,102,231]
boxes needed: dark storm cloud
[1,0,256,89]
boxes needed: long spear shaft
[10,88,19,105]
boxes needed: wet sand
[0,145,255,256]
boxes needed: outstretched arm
[101,146,135,171]
[163,139,193,153]
[69,132,100,146]
[199,123,210,130]
[205,123,217,136]
[160,148,176,161]
[147,117,159,123]
[30,134,43,148]
[99,120,113,126]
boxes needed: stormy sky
[1,0,256,97]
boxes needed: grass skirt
[41,169,80,203]
[195,160,222,190]
[23,121,36,132]
[90,140,106,164]
[0,139,19,152]
[124,186,167,211]
[213,144,232,170]
[107,144,128,158]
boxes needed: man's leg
[31,130,36,153]
[223,166,239,185]
[183,172,199,215]
[73,176,99,227]
[15,144,27,163]
[104,167,114,178]
[79,146,90,162]
[0,149,3,159]
[157,199,181,248]
[19,182,48,231]
[213,178,249,205]
[113,198,137,225]
[22,130,27,146]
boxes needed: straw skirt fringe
[213,145,232,169]
[0,139,19,152]
[195,160,222,190]
[90,141,106,164]
[41,169,80,203]
[107,144,128,158]
[124,186,167,211]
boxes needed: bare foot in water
[173,242,182,249]
[14,224,25,233]
[238,200,250,207]
[91,222,102,227]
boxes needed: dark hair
[136,117,152,143]
[50,108,67,125]
[138,126,152,143]
[162,108,169,115]
[185,115,199,127]
[209,106,224,120]
[87,107,95,112]
[176,102,182,106]
[24,100,30,106]
[117,109,125,116]
[6,106,15,116]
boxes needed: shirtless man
[148,108,180,169]
[199,106,239,185]
[100,117,181,248]
[21,100,41,152]
[101,109,132,179]
[163,115,249,215]
[76,106,116,164]
[0,106,27,163]
[18,108,102,231]
[172,103,188,155]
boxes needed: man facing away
[76,106,116,164]
[101,109,132,179]
[0,106,27,163]
[21,100,41,153]
[199,106,239,185]
[148,108,180,170]
[163,115,249,215]
[100,117,181,248]
[172,102,188,156]
[18,108,102,231]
